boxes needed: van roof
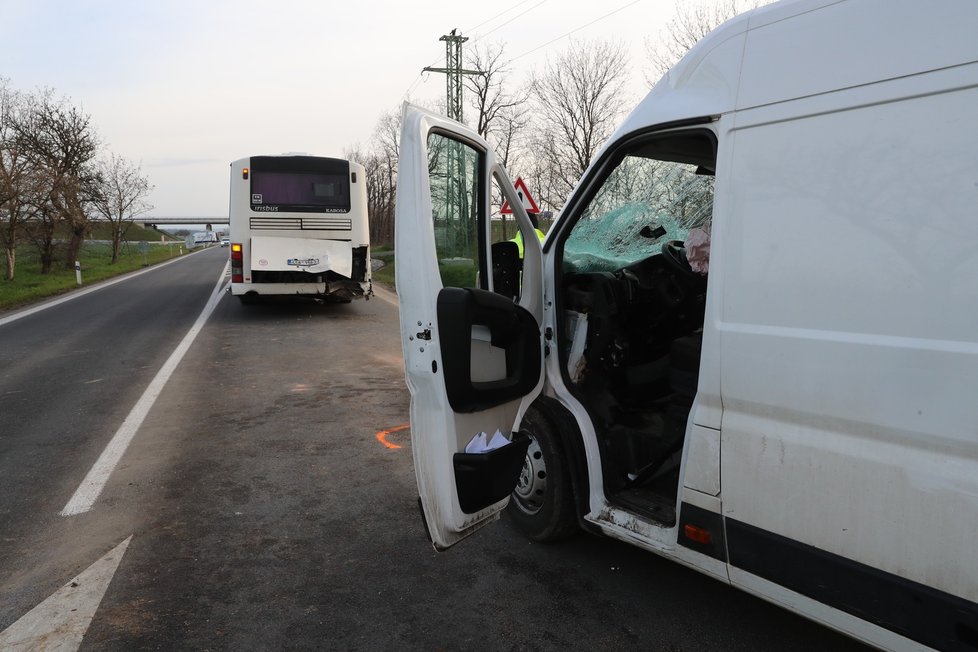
[614,0,978,138]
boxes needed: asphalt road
[0,248,869,651]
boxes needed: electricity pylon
[423,29,482,123]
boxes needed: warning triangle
[501,177,540,214]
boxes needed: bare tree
[369,111,400,246]
[346,110,401,247]
[0,79,35,281]
[644,0,770,83]
[464,43,527,142]
[90,153,153,263]
[528,38,633,201]
[491,103,530,170]
[13,88,99,273]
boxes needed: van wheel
[508,407,579,542]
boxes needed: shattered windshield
[562,137,715,274]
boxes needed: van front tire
[508,407,579,542]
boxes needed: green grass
[370,245,395,289]
[0,239,191,311]
[372,257,395,289]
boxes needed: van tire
[508,406,579,542]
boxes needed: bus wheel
[239,293,258,305]
[508,406,579,542]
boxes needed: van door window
[427,132,484,289]
[558,129,716,526]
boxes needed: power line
[471,0,549,42]
[510,0,642,61]
[464,0,538,34]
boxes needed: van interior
[556,129,716,526]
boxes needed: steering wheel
[660,240,697,278]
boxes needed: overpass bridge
[139,216,229,229]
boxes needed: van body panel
[717,69,978,605]
[740,0,978,110]
[610,31,744,162]
[682,425,720,496]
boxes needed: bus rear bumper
[230,281,370,301]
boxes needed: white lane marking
[0,247,213,329]
[0,536,133,651]
[372,284,398,307]
[60,264,230,516]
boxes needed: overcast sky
[2,0,679,217]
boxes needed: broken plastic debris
[464,429,511,454]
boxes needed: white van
[393,1,978,649]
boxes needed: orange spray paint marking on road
[376,424,410,449]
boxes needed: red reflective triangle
[500,177,540,214]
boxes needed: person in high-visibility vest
[511,210,546,258]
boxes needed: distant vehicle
[192,231,218,245]
[220,237,229,247]
[228,155,371,303]
[393,1,978,650]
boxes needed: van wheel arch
[507,397,593,541]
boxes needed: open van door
[395,103,545,550]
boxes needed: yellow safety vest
[511,228,546,258]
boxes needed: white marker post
[75,261,82,285]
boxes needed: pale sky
[1,0,679,217]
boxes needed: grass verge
[371,245,395,290]
[0,239,193,312]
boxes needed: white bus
[228,155,371,303]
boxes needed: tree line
[0,80,153,281]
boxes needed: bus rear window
[249,156,351,213]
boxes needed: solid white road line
[0,246,212,329]
[0,536,133,651]
[60,265,230,517]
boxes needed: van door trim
[677,502,727,561]
[726,519,978,651]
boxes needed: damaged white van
[394,0,978,649]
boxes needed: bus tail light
[230,243,243,283]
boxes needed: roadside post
[75,261,82,286]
